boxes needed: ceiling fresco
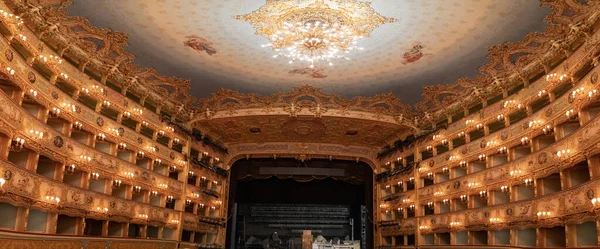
[68,0,551,104]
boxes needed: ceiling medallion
[236,0,396,68]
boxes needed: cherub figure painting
[289,67,327,78]
[402,42,429,65]
[184,35,217,55]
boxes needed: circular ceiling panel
[68,0,550,104]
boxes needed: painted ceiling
[68,0,550,104]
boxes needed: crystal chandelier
[236,0,396,68]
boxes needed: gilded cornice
[6,0,600,128]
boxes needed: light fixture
[465,119,474,126]
[141,121,149,127]
[459,161,467,168]
[124,172,134,178]
[457,131,465,138]
[167,195,174,203]
[489,217,501,223]
[151,190,158,196]
[427,202,434,209]
[95,133,106,141]
[542,125,554,135]
[137,151,145,159]
[426,145,433,152]
[159,183,168,189]
[402,199,411,204]
[173,138,180,145]
[101,100,111,108]
[95,207,109,213]
[476,123,484,131]
[537,89,547,97]
[478,154,487,161]
[566,109,577,120]
[186,199,192,206]
[479,190,487,199]
[500,185,510,193]
[64,164,75,175]
[80,87,89,95]
[10,137,24,152]
[73,121,83,131]
[467,182,479,188]
[45,195,60,204]
[113,179,122,188]
[236,0,396,68]
[397,207,404,212]
[80,155,92,162]
[5,66,14,75]
[409,204,415,211]
[496,114,505,122]
[133,186,141,193]
[591,197,600,207]
[29,129,44,139]
[460,195,468,202]
[442,199,449,205]
[90,172,100,181]
[498,146,508,154]
[536,211,551,218]
[170,219,180,225]
[442,167,449,174]
[441,139,448,146]
[158,130,165,137]
[521,137,530,145]
[449,155,459,162]
[396,157,403,163]
[524,178,534,187]
[188,171,195,177]
[588,89,597,98]
[123,111,131,119]
[49,107,61,118]
[556,149,571,157]
[509,169,522,176]
[154,158,162,165]
[419,225,428,230]
[169,165,177,172]
[28,89,37,97]
[138,214,148,219]
[427,172,433,178]
[449,221,461,227]
[409,177,415,183]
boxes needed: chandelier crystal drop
[236,0,396,68]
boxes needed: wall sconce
[173,138,180,145]
[153,158,162,165]
[81,87,90,95]
[29,129,44,139]
[479,190,487,199]
[141,121,149,127]
[556,149,571,157]
[496,114,505,122]
[122,111,131,119]
[45,195,60,204]
[460,195,468,202]
[159,183,168,189]
[384,161,391,167]
[28,89,38,97]
[434,191,443,196]
[409,204,415,211]
[409,177,415,183]
[158,130,165,137]
[396,157,403,163]
[64,164,75,175]
[542,125,553,135]
[442,199,450,205]
[426,145,433,152]
[101,100,111,108]
[457,131,465,138]
[449,221,461,227]
[49,107,61,118]
[524,178,534,187]
[498,146,508,154]
[137,151,145,159]
[73,121,83,131]
[426,172,433,178]
[536,211,551,218]
[169,165,177,172]
[441,139,448,146]
[5,66,15,75]
[133,108,143,115]
[170,219,180,225]
[188,171,195,177]
[489,217,501,223]
[566,109,577,120]
[79,155,92,162]
[402,199,411,204]
[113,179,122,188]
[588,89,597,98]
[476,123,484,131]
[427,202,434,209]
[465,119,475,125]
[0,177,6,191]
[385,185,390,189]
[133,186,141,193]
[419,225,428,230]
[200,176,206,181]
[166,126,174,133]
[521,137,530,145]
[90,172,100,181]
[509,169,522,176]
[59,72,68,79]
[186,199,192,206]
[166,196,174,203]
[502,100,516,109]
[397,207,404,213]
[95,133,106,141]
[459,161,467,168]
[95,207,109,213]
[124,172,134,178]
[117,142,127,150]
[191,193,200,198]
[138,214,148,219]
[10,137,25,152]
[442,167,449,174]
[500,185,510,193]
[151,190,158,196]
[591,197,600,207]
[433,135,441,140]
[467,182,479,188]
[449,155,459,162]
[478,154,487,161]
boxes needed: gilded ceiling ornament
[235,0,396,68]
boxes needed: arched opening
[226,158,374,249]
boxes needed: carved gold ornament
[236,0,396,68]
